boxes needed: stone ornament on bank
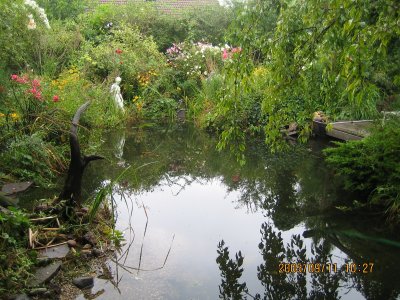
[110,77,125,112]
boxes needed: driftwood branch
[59,101,104,208]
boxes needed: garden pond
[22,125,400,299]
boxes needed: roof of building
[99,0,220,12]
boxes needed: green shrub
[36,0,89,20]
[78,24,165,101]
[1,132,66,187]
[79,3,231,51]
[48,66,126,127]
[0,208,36,293]
[324,118,400,219]
[30,20,84,77]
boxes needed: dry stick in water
[137,201,149,275]
[117,192,136,265]
[113,233,176,272]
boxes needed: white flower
[24,0,50,29]
[27,14,36,30]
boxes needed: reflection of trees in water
[87,126,340,230]
[216,222,400,300]
[84,126,400,299]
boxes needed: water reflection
[76,125,400,299]
[217,220,400,300]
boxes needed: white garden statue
[110,77,124,111]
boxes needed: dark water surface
[40,126,400,299]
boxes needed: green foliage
[0,208,30,249]
[324,119,400,219]
[0,208,35,292]
[215,0,400,152]
[31,20,84,76]
[79,3,231,51]
[36,0,89,20]
[0,132,66,187]
[78,24,165,101]
[48,67,126,127]
[89,166,132,222]
[0,1,43,70]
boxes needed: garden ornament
[110,77,124,111]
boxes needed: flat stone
[14,294,31,300]
[91,248,103,257]
[39,244,70,259]
[67,240,77,248]
[83,232,97,246]
[82,244,92,249]
[72,277,94,289]
[28,288,47,296]
[0,192,18,207]
[28,262,62,287]
[1,181,32,195]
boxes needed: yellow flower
[136,101,143,111]
[253,66,268,77]
[10,113,20,120]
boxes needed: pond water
[43,126,400,299]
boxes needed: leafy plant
[1,132,66,187]
[324,118,400,221]
[0,208,35,293]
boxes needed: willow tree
[217,0,400,151]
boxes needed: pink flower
[115,48,123,54]
[34,92,42,100]
[222,49,229,60]
[16,75,29,84]
[32,79,41,88]
[232,47,242,53]
[28,88,37,94]
[27,88,42,100]
[53,95,59,102]
[12,74,29,84]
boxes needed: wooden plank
[332,121,373,137]
[326,129,363,141]
[326,120,373,141]
[313,120,374,141]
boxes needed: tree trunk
[59,101,103,208]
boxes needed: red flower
[27,88,42,100]
[32,79,41,88]
[34,92,42,100]
[115,48,123,54]
[53,95,59,102]
[16,75,29,84]
[12,74,29,84]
